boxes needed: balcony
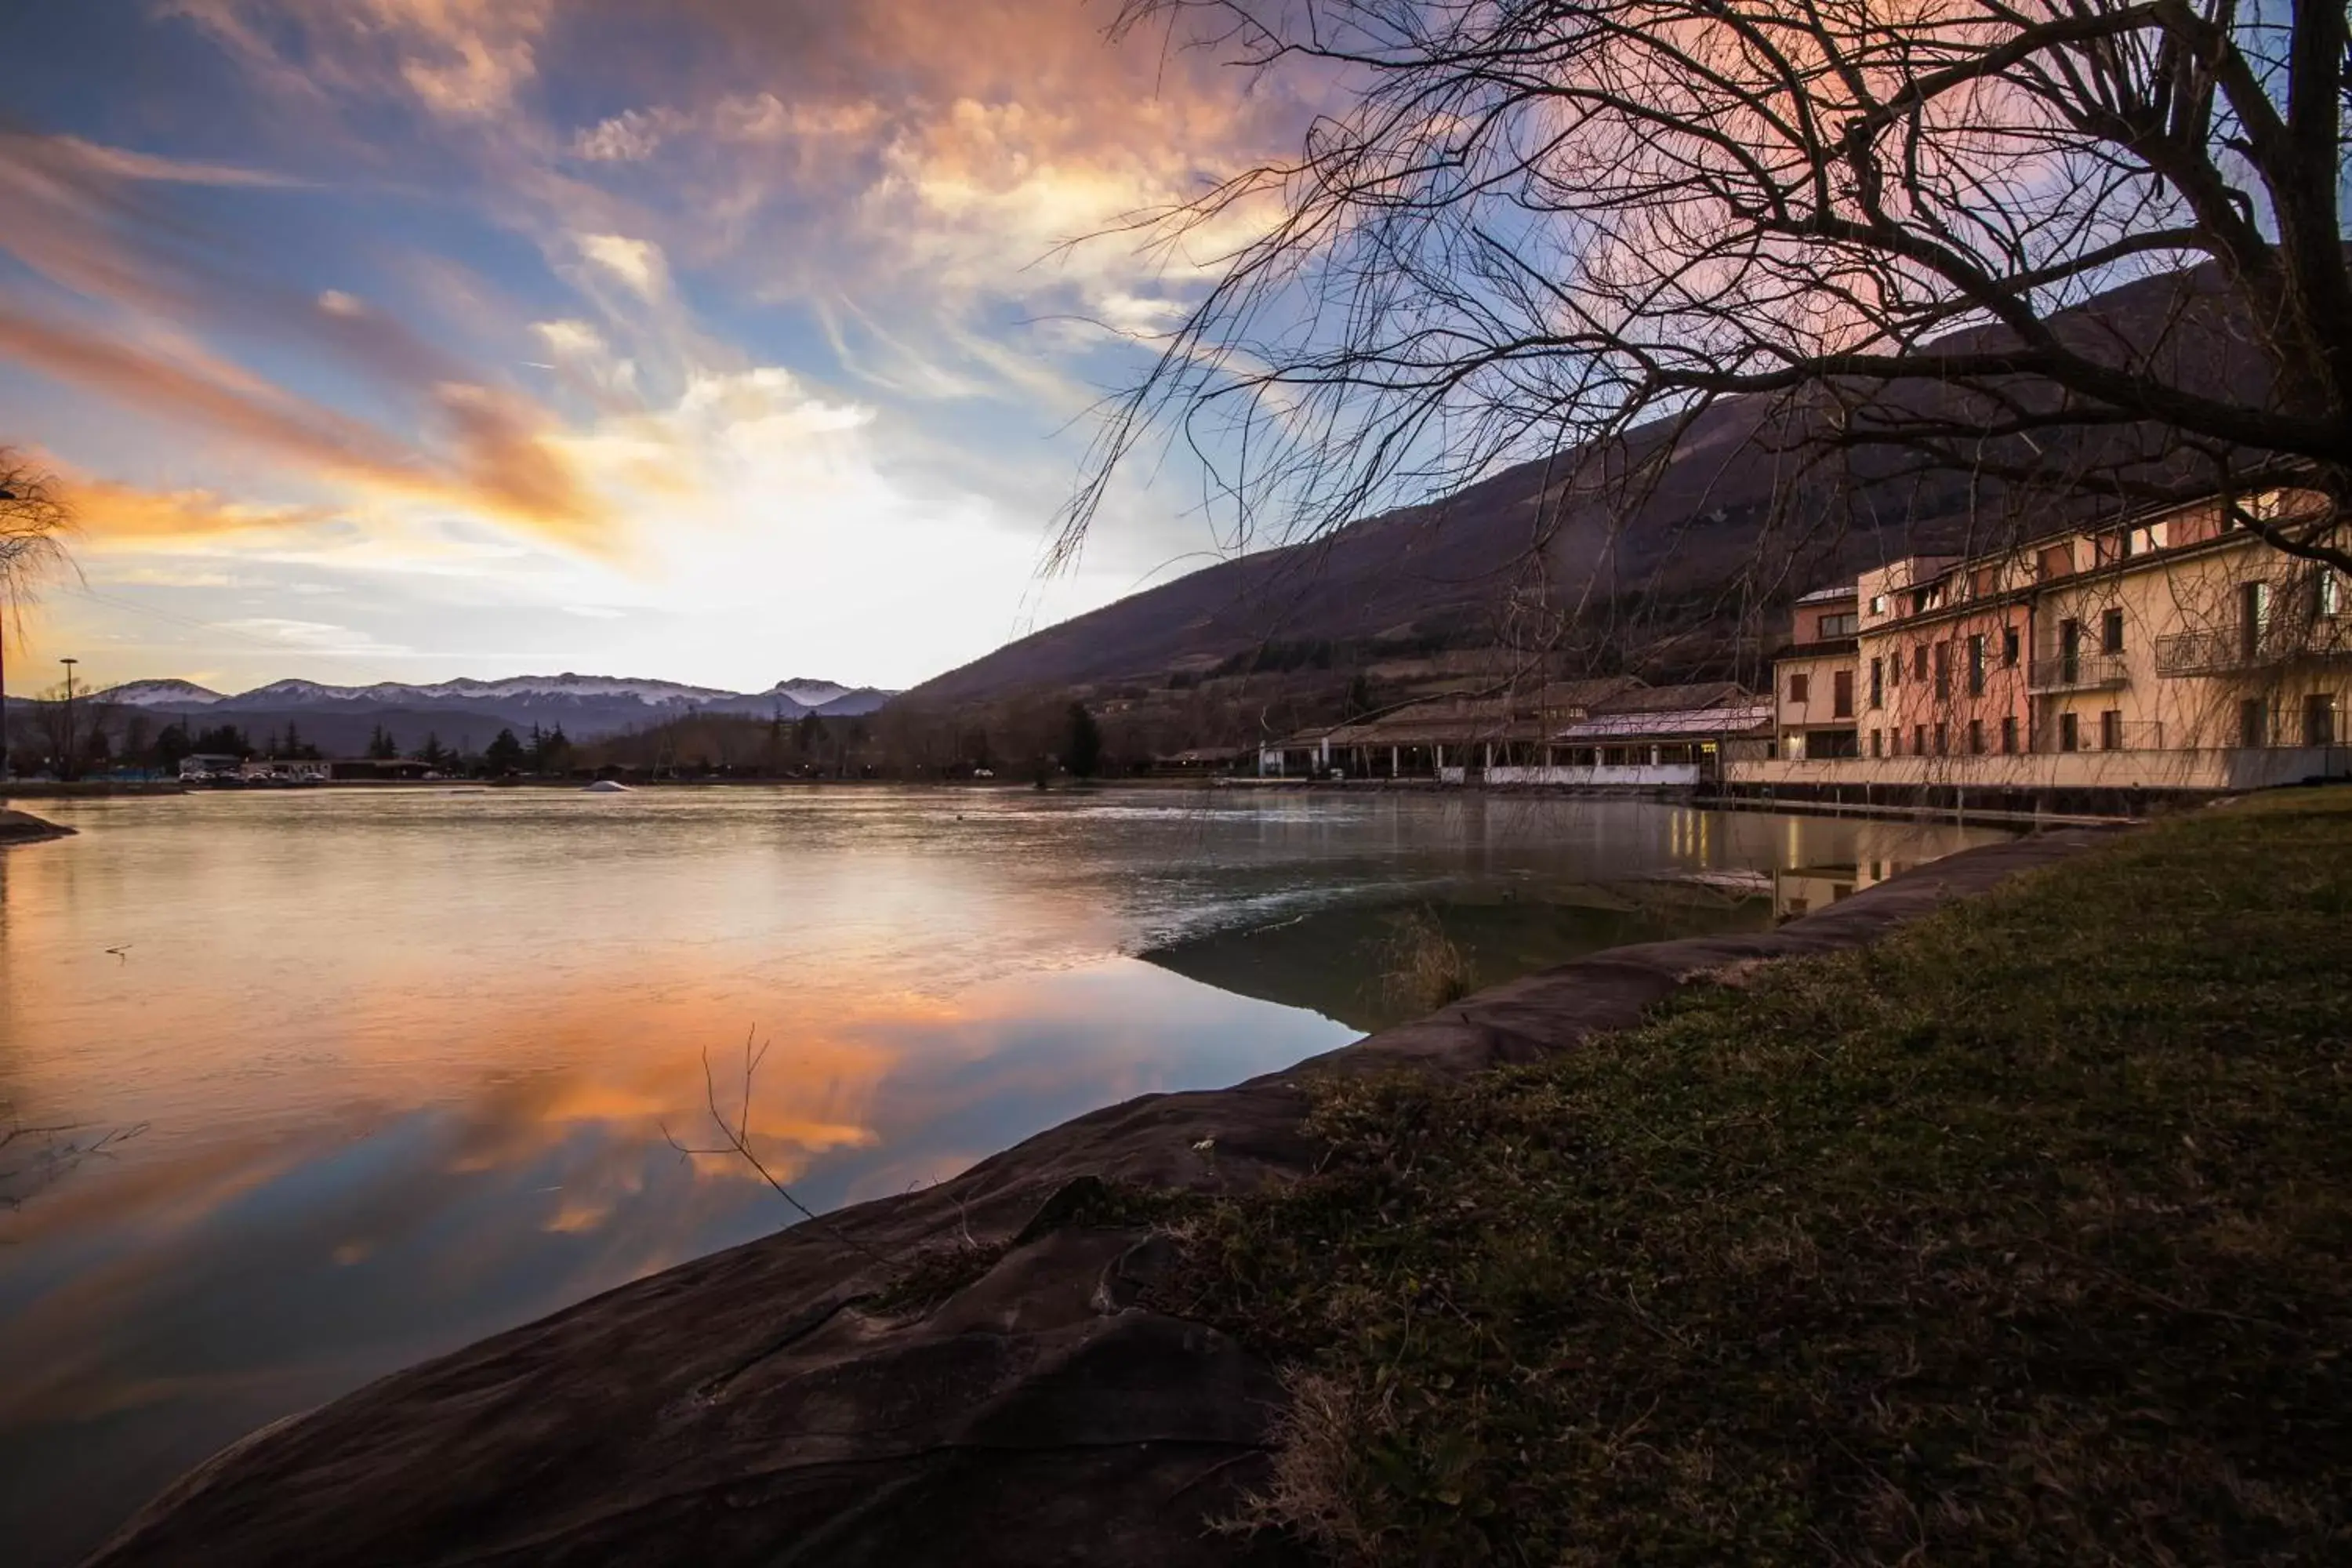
[2027,652,2129,692]
[2155,615,2352,677]
[2037,718,2166,754]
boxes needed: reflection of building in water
[1772,822,1972,918]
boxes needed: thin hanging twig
[660,1028,897,1266]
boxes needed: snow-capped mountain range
[96,673,896,742]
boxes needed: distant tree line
[0,700,586,781]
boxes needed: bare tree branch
[660,1029,898,1266]
[1068,0,2352,591]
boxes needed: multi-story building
[1859,550,2034,766]
[1743,485,2349,805]
[1773,583,1861,760]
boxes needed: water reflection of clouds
[0,789,2008,1567]
[0,954,1345,1439]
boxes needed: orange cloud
[66,480,339,544]
[0,307,610,542]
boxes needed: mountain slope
[906,261,2278,706]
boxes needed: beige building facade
[1743,488,2350,800]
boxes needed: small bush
[1374,906,1478,1014]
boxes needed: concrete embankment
[85,829,2107,1568]
[0,808,74,844]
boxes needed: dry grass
[1159,788,2352,1564]
[1374,905,1478,1014]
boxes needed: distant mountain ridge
[96,672,896,744]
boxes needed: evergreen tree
[1065,702,1103,779]
[484,728,525,775]
[194,723,252,757]
[529,723,571,774]
[367,724,399,760]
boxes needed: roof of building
[1795,581,1859,604]
[1555,704,1775,742]
[1317,676,1643,748]
[1588,681,1755,714]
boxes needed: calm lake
[0,786,2004,1563]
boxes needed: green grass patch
[1161,790,2352,1563]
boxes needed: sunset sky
[0,1,1308,694]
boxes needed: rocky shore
[0,808,74,845]
[85,830,2106,1568]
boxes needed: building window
[2059,617,2082,683]
[1933,723,1948,756]
[1969,633,1986,696]
[1968,719,1984,754]
[1913,645,1928,681]
[2060,712,2080,752]
[2002,626,2020,667]
[2241,581,2270,660]
[1870,728,1883,758]
[1912,723,1926,755]
[2100,710,2122,750]
[2001,715,2018,754]
[2101,606,2125,655]
[2319,571,2342,620]
[1869,593,1888,615]
[2304,694,2338,747]
[1818,612,1859,637]
[1833,669,1853,719]
[1869,657,1882,708]
[2239,698,2267,748]
[1788,671,1809,703]
[1933,642,1950,697]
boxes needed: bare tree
[1,452,75,779]
[1069,0,2351,596]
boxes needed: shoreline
[84,826,2110,1566]
[0,808,74,845]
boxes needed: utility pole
[59,655,78,782]
[0,482,15,782]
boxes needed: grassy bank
[1161,789,2352,1563]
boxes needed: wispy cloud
[218,615,413,657]
[0,308,608,539]
[5,0,1325,690]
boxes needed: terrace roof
[1555,704,1775,742]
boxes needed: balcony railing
[2027,652,2129,692]
[2035,717,2166,754]
[2154,615,2352,677]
